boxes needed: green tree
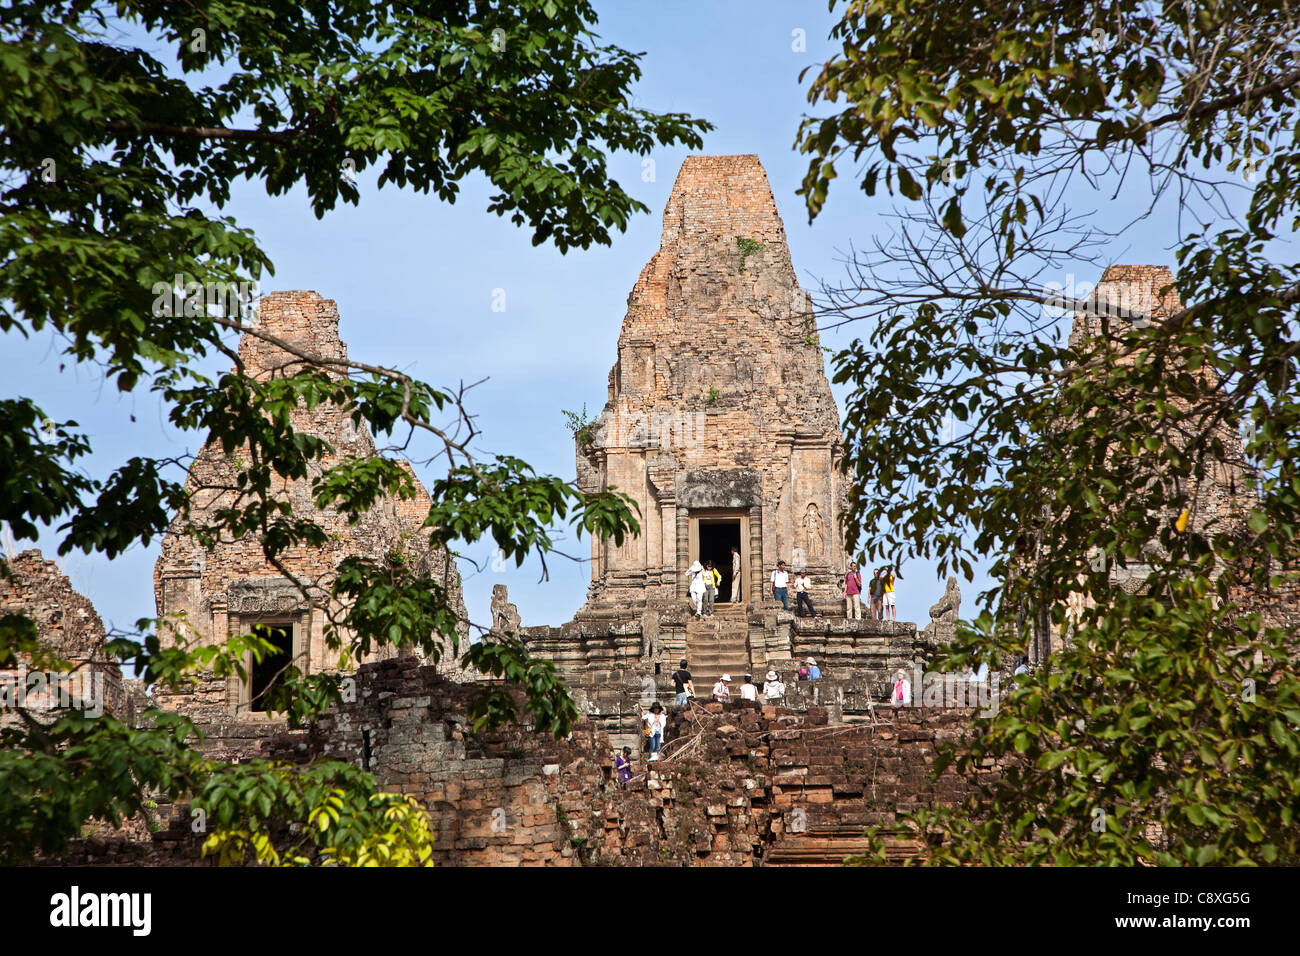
[798,0,1300,863]
[0,0,708,864]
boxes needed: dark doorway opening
[250,623,293,712]
[698,520,742,602]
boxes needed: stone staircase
[764,825,923,866]
[683,606,752,695]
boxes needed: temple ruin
[520,156,929,719]
[0,549,128,724]
[8,155,1284,867]
[150,291,468,756]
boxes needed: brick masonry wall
[577,155,851,613]
[0,549,126,721]
[247,660,986,866]
[151,291,468,750]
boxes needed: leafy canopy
[0,0,707,864]
[798,0,1300,863]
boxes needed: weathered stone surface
[523,155,935,719]
[0,549,127,721]
[151,291,468,754]
[576,155,851,613]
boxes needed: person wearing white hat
[712,674,732,703]
[762,669,785,702]
[805,657,822,680]
[687,559,706,617]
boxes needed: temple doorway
[249,623,294,712]
[697,517,743,603]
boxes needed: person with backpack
[672,659,694,708]
[870,567,886,620]
[843,562,863,620]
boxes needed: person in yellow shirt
[882,565,898,621]
[703,560,722,617]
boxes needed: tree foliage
[798,0,1300,863]
[0,0,707,864]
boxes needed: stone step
[764,827,923,867]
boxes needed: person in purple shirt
[615,746,633,783]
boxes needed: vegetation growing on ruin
[562,404,598,449]
[736,236,764,273]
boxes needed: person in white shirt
[643,702,667,761]
[687,559,706,617]
[770,561,790,610]
[794,572,816,618]
[762,669,785,702]
[739,674,758,701]
[712,673,732,702]
[968,661,989,683]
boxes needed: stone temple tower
[576,155,850,613]
[523,155,924,707]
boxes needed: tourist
[740,673,758,701]
[805,656,822,680]
[643,701,666,761]
[730,546,742,603]
[703,560,720,617]
[891,669,912,706]
[770,560,790,610]
[968,658,989,683]
[688,559,706,617]
[712,673,732,702]
[672,658,695,708]
[794,569,816,618]
[1012,656,1029,689]
[762,669,785,701]
[870,568,885,620]
[843,562,863,620]
[615,746,633,783]
[882,565,898,621]
[797,663,809,681]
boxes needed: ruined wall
[0,549,126,721]
[255,659,987,866]
[577,155,851,615]
[1034,265,1262,659]
[1072,265,1251,547]
[152,291,467,750]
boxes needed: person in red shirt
[843,562,863,620]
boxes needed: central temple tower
[576,155,849,612]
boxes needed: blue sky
[5,1,1246,641]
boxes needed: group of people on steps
[686,546,742,617]
[685,547,899,622]
[768,560,897,620]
